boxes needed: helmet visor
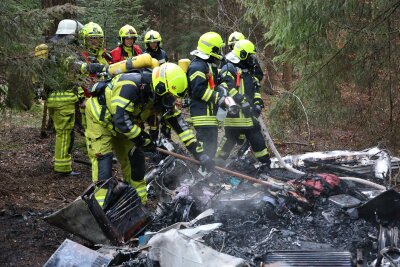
[161,94,176,110]
[154,81,167,96]
[212,46,223,56]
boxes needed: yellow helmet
[232,39,256,60]
[228,31,245,48]
[196,32,225,60]
[119,24,138,44]
[80,22,104,52]
[144,30,162,45]
[34,43,48,59]
[152,63,188,98]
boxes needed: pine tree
[243,0,400,148]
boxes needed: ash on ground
[141,145,399,266]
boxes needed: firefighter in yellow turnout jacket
[187,32,226,162]
[85,63,213,205]
[216,40,271,168]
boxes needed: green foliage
[141,0,212,61]
[0,1,84,110]
[76,0,147,49]
[244,0,400,147]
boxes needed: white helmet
[56,19,83,35]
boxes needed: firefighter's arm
[111,82,142,140]
[253,86,264,108]
[252,69,264,109]
[80,62,107,75]
[220,64,245,104]
[163,109,204,159]
[188,64,220,104]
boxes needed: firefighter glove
[131,131,156,152]
[199,153,215,172]
[253,105,262,118]
[182,98,191,108]
[217,86,228,108]
[218,95,226,109]
[87,63,106,74]
[253,98,264,108]
[241,100,252,117]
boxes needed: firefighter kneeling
[85,62,213,206]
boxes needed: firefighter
[110,24,142,63]
[187,32,226,165]
[45,19,84,175]
[85,63,213,205]
[227,31,245,51]
[78,22,112,128]
[216,39,271,170]
[143,30,170,142]
[226,32,246,145]
[226,32,265,147]
[144,30,168,65]
[227,31,263,83]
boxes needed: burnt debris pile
[44,144,400,267]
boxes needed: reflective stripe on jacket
[187,58,221,127]
[219,62,261,128]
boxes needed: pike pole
[156,148,288,191]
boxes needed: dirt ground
[0,109,93,266]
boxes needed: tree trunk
[264,45,275,94]
[41,0,77,40]
[282,63,293,91]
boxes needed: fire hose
[156,148,289,191]
[257,117,386,190]
[257,117,305,175]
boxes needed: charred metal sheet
[44,196,113,245]
[358,189,400,223]
[275,147,400,179]
[45,182,151,245]
[262,250,353,266]
[43,239,113,267]
[329,194,362,208]
[303,159,375,179]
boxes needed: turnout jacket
[187,57,224,127]
[80,49,113,97]
[87,71,203,156]
[219,62,263,128]
[144,47,168,65]
[110,45,142,63]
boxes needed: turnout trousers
[47,92,78,173]
[194,126,218,159]
[217,120,270,163]
[85,102,147,205]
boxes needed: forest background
[1,0,399,153]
